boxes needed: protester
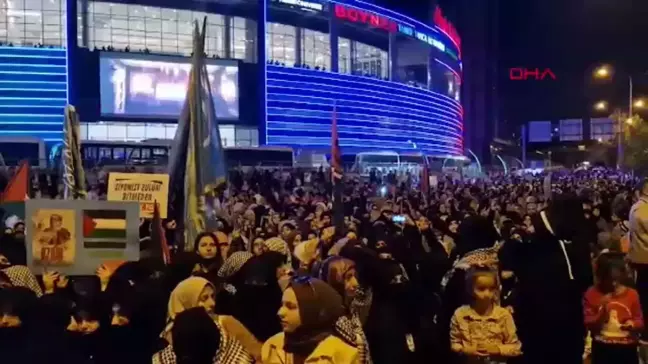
[584,253,644,364]
[0,165,644,364]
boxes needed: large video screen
[100,53,239,119]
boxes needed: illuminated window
[338,37,351,74]
[559,119,583,142]
[80,121,254,146]
[301,28,329,70]
[85,2,225,58]
[0,0,67,46]
[590,117,615,142]
[353,42,388,78]
[231,16,255,61]
[266,22,296,65]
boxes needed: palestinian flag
[83,209,127,249]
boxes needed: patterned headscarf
[440,242,503,291]
[218,252,254,279]
[2,265,43,297]
[263,237,292,267]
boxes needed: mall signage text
[433,6,461,49]
[509,68,557,81]
[334,4,397,32]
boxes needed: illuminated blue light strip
[0,46,64,51]
[267,89,462,129]
[0,80,67,85]
[0,96,66,100]
[267,122,460,142]
[268,82,461,122]
[267,105,460,132]
[435,58,461,79]
[0,88,67,92]
[268,67,462,110]
[268,80,461,119]
[0,63,66,68]
[267,110,461,136]
[0,130,63,134]
[0,70,66,76]
[0,105,64,108]
[267,93,461,125]
[0,54,66,59]
[267,136,459,153]
[0,121,62,125]
[0,113,63,117]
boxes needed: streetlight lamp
[594,101,608,111]
[635,99,646,109]
[593,64,634,170]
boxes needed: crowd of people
[0,166,646,364]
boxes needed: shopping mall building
[0,0,463,158]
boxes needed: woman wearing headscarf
[152,276,257,364]
[171,308,222,364]
[317,256,372,364]
[262,277,359,364]
[227,252,286,341]
[0,287,38,364]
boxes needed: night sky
[375,0,648,133]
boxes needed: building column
[224,16,232,59]
[295,27,302,67]
[80,0,89,48]
[245,19,257,63]
[66,0,78,105]
[349,40,355,74]
[329,12,338,72]
[388,32,398,81]
[257,1,267,145]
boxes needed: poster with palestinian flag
[25,199,141,275]
[83,209,128,249]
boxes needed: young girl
[584,253,643,364]
[450,266,522,363]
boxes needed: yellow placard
[107,173,169,218]
[31,208,76,266]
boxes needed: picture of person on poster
[32,209,76,266]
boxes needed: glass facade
[338,37,350,74]
[0,0,67,46]
[301,28,329,69]
[559,119,583,142]
[353,41,388,78]
[84,2,226,57]
[266,22,296,65]
[80,121,259,147]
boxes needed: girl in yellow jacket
[262,277,360,364]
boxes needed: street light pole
[617,75,634,170]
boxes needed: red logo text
[334,4,397,33]
[433,7,461,49]
[509,68,557,81]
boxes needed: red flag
[421,162,430,196]
[82,214,97,237]
[331,105,343,181]
[152,201,171,265]
[1,161,29,202]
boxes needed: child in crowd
[450,266,522,363]
[584,253,643,364]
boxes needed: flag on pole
[1,160,29,202]
[150,201,171,265]
[62,105,87,200]
[167,18,228,251]
[421,158,430,197]
[331,104,344,234]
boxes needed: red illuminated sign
[334,4,397,33]
[433,7,461,49]
[509,68,557,81]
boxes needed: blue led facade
[266,65,463,155]
[0,46,67,142]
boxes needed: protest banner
[107,173,169,218]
